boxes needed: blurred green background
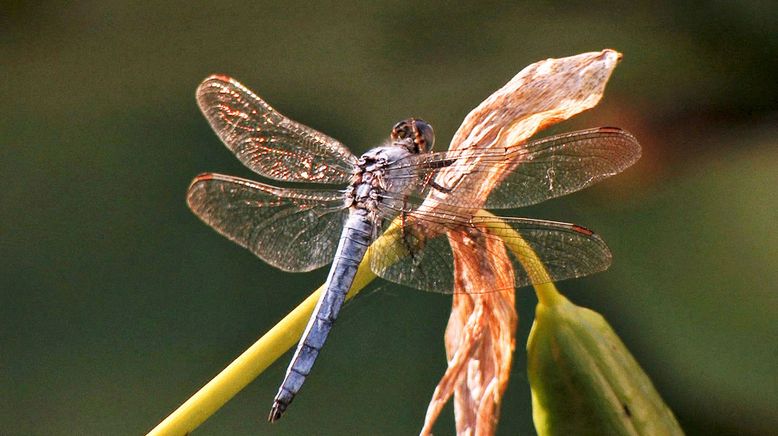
[1,1,776,435]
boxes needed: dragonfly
[186,75,641,422]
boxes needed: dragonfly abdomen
[269,211,373,422]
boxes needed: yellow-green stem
[474,210,563,307]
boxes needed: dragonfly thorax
[345,144,418,216]
[346,118,434,212]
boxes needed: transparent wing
[370,207,611,294]
[196,75,359,183]
[386,127,640,209]
[187,173,348,272]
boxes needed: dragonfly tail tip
[268,401,286,423]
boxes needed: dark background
[1,1,776,435]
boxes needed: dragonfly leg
[429,180,454,194]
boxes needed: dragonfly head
[391,118,435,154]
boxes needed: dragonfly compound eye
[391,118,435,153]
[391,120,413,141]
[412,119,434,153]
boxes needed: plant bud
[527,295,682,435]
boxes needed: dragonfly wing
[187,173,348,272]
[388,127,640,210]
[369,216,456,294]
[472,215,612,287]
[369,208,611,294]
[482,127,641,208]
[197,75,359,184]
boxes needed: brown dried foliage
[420,50,622,436]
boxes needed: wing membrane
[370,207,611,294]
[196,75,359,183]
[387,127,640,209]
[187,173,347,272]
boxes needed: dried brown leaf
[420,49,622,436]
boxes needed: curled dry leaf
[420,49,622,436]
